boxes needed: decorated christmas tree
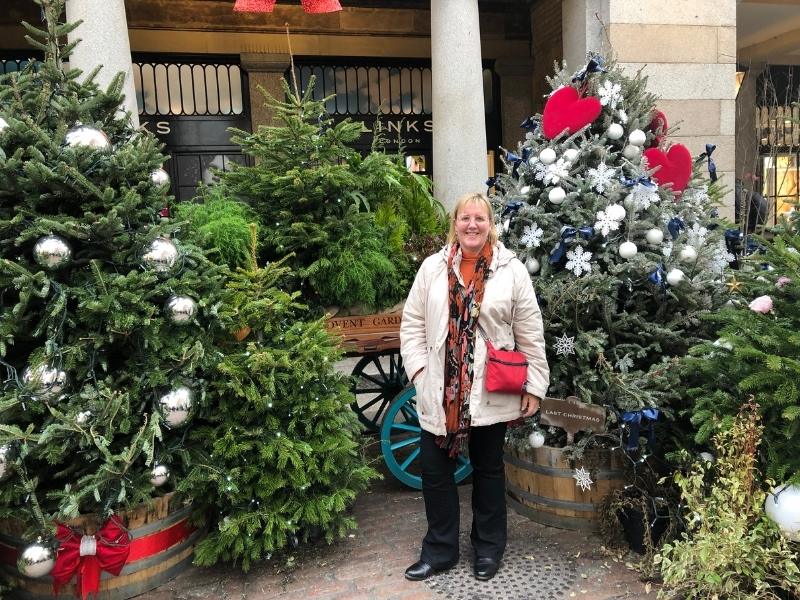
[494,56,730,449]
[217,75,443,312]
[0,0,220,584]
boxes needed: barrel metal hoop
[504,452,625,480]
[505,480,597,511]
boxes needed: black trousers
[419,422,508,568]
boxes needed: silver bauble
[0,117,8,134]
[563,148,579,163]
[64,124,110,150]
[607,123,624,140]
[623,145,641,160]
[33,235,72,270]
[17,542,55,579]
[666,268,685,286]
[628,129,647,147]
[142,237,179,273]
[528,430,546,448]
[22,364,67,402]
[158,385,194,427]
[150,464,170,487]
[150,168,170,188]
[525,257,540,274]
[539,148,557,165]
[619,241,638,259]
[520,186,531,195]
[548,187,566,204]
[646,228,664,245]
[164,295,197,325]
[765,484,800,542]
[606,203,626,222]
[679,246,698,263]
[0,444,11,481]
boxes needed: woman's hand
[521,393,540,418]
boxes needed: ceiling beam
[739,25,800,61]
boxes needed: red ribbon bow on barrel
[52,516,131,599]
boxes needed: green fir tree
[0,0,220,535]
[494,57,729,449]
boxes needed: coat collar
[438,241,516,271]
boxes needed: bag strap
[475,323,497,350]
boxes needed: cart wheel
[350,351,408,432]
[380,385,472,490]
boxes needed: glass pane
[357,67,369,114]
[218,66,232,114]
[176,154,202,186]
[167,64,182,114]
[180,65,195,115]
[223,154,246,170]
[411,68,423,114]
[483,69,493,114]
[379,68,391,114]
[776,155,797,198]
[422,68,432,113]
[346,67,358,114]
[405,154,426,173]
[201,154,226,184]
[400,68,412,114]
[141,64,157,115]
[389,68,401,114]
[335,68,348,114]
[368,67,380,114]
[205,65,219,114]
[230,65,244,115]
[155,64,170,115]
[193,65,207,114]
[132,64,144,114]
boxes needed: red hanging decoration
[301,0,343,13]
[233,0,276,12]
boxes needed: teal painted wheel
[380,385,472,490]
[350,351,408,433]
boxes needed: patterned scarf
[437,242,493,458]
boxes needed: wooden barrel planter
[0,494,202,600]
[504,444,626,531]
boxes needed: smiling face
[455,200,491,254]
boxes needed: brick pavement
[144,445,659,600]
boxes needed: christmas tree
[216,76,443,312]
[682,222,800,485]
[494,56,730,449]
[0,0,219,551]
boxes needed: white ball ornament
[563,148,579,163]
[22,364,67,402]
[765,484,800,541]
[17,542,55,578]
[623,193,636,210]
[548,187,566,204]
[0,444,11,481]
[158,385,194,427]
[0,117,8,134]
[528,430,546,448]
[666,268,685,286]
[539,148,557,165]
[150,168,170,188]
[64,124,110,150]
[150,464,170,487]
[645,228,664,245]
[164,295,197,325]
[33,235,72,270]
[607,123,624,140]
[628,129,647,147]
[679,246,698,263]
[142,237,179,273]
[623,145,641,160]
[525,257,540,274]
[520,186,531,195]
[606,203,626,222]
[619,241,638,259]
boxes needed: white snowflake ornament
[687,222,708,247]
[587,162,616,194]
[594,209,621,237]
[631,183,660,210]
[555,333,576,356]
[530,157,570,186]
[573,466,594,492]
[520,223,544,248]
[598,80,622,109]
[565,246,593,277]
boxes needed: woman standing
[400,191,550,582]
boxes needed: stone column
[735,64,766,182]
[65,0,138,127]
[561,0,610,72]
[431,0,488,212]
[562,0,737,218]
[495,58,534,151]
[240,54,292,130]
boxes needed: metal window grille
[756,105,800,149]
[133,60,245,117]
[0,58,40,74]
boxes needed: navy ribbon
[724,228,743,254]
[520,116,538,131]
[620,174,656,189]
[572,54,607,82]
[522,147,532,162]
[695,143,717,183]
[622,408,660,450]
[648,263,665,288]
[505,150,522,178]
[667,217,685,240]
[486,176,497,191]
[501,201,524,220]
[549,226,594,264]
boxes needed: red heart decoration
[648,109,668,147]
[643,144,693,195]
[542,86,603,140]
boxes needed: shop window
[762,154,799,223]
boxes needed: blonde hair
[446,192,498,247]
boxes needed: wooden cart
[325,310,472,489]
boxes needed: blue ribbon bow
[549,226,594,264]
[695,143,717,183]
[648,263,666,288]
[620,174,656,189]
[520,116,538,131]
[501,201,524,219]
[724,228,743,254]
[505,150,523,178]
[667,217,685,240]
[572,54,608,82]
[622,408,660,450]
[486,176,497,191]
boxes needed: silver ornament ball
[563,148,579,163]
[520,185,531,195]
[666,268,685,286]
[539,148,557,165]
[528,430,546,448]
[548,187,566,204]
[0,444,11,481]
[623,145,641,160]
[525,257,540,274]
[607,123,624,140]
[150,168,170,188]
[646,228,664,245]
[628,129,647,147]
[64,124,110,150]
[22,364,67,402]
[606,203,626,222]
[33,235,72,270]
[619,241,638,259]
[17,542,55,579]
[164,295,197,325]
[679,246,698,263]
[765,484,800,542]
[150,464,170,487]
[158,385,194,427]
[142,237,179,273]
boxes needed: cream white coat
[400,242,550,436]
